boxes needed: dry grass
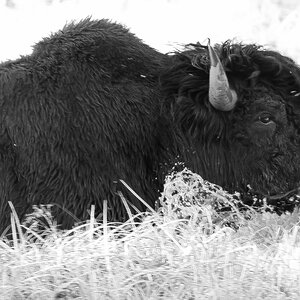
[1,170,300,299]
[0,2,300,299]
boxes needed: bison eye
[258,114,273,124]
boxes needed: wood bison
[0,18,300,231]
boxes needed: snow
[0,0,299,62]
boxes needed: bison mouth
[266,186,300,201]
[242,184,300,213]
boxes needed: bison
[0,18,300,231]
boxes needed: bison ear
[288,91,300,107]
[287,93,300,130]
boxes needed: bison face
[161,42,300,198]
[240,90,282,143]
[229,86,300,195]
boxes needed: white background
[0,0,299,62]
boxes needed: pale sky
[0,0,299,62]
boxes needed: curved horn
[208,40,237,111]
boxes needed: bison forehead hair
[160,41,300,195]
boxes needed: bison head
[160,41,300,203]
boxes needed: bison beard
[0,18,300,231]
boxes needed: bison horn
[208,40,237,111]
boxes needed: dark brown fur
[0,19,300,231]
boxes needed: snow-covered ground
[0,0,299,62]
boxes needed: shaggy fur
[160,42,300,197]
[0,19,300,231]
